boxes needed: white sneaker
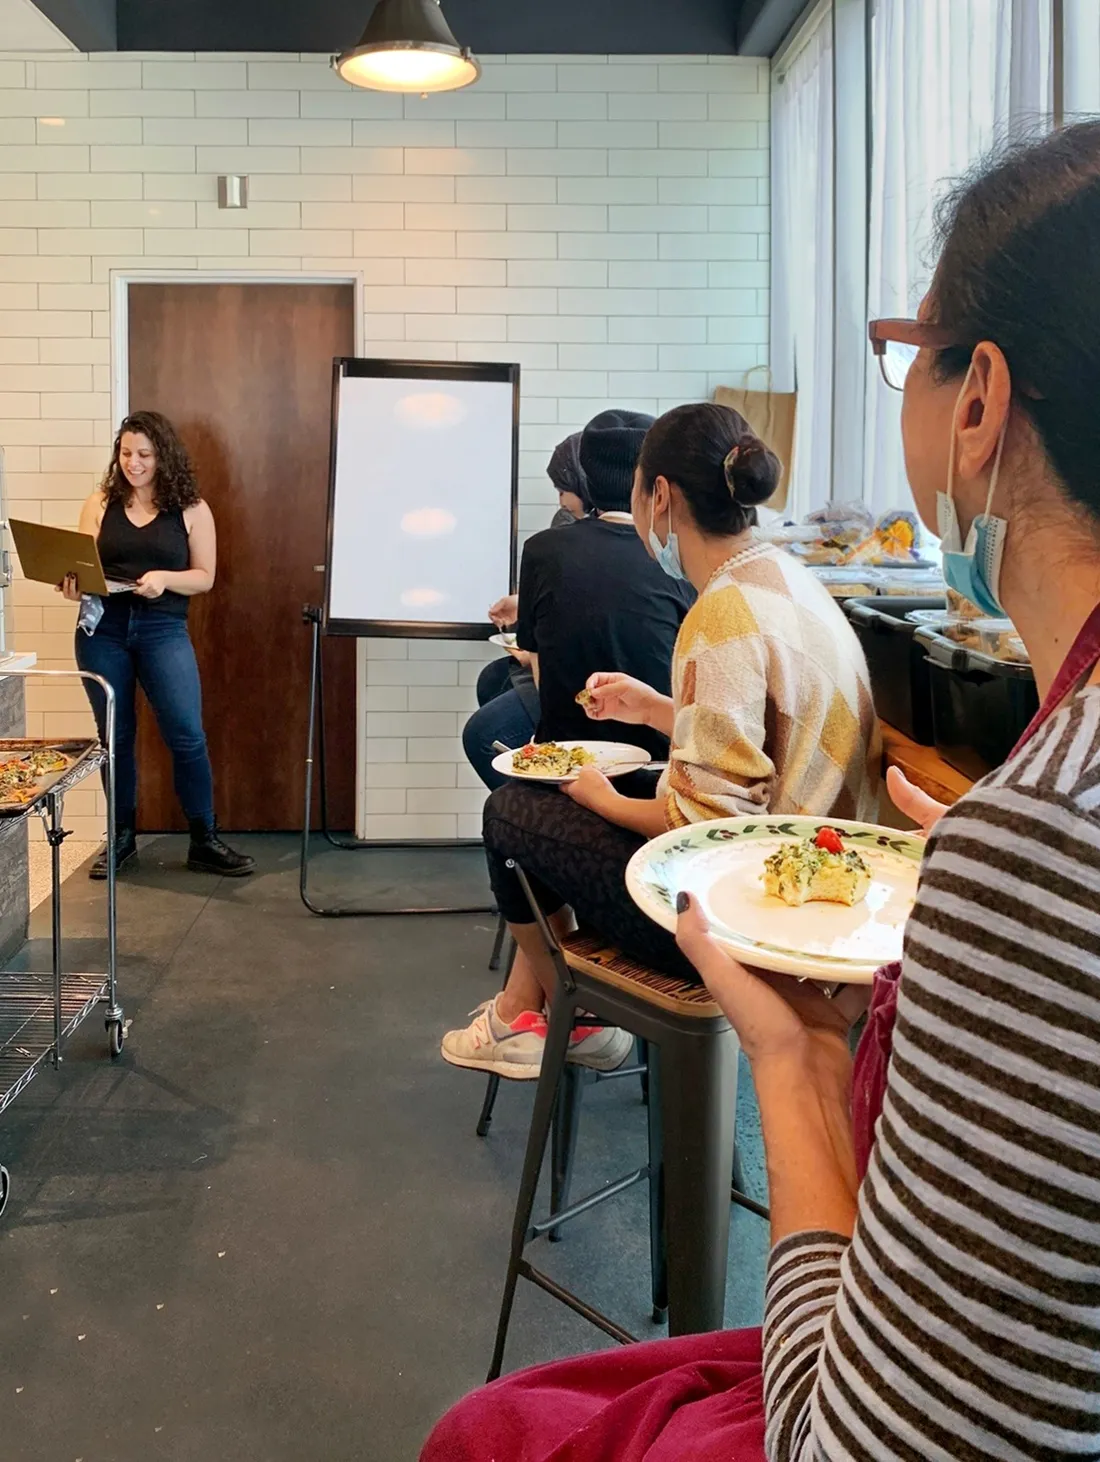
[441,996,547,1080]
[568,1024,634,1072]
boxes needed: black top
[515,517,695,759]
[97,497,191,618]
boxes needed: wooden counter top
[881,723,974,806]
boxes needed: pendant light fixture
[333,0,480,94]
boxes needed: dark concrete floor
[0,836,767,1462]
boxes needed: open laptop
[7,519,138,596]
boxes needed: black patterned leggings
[483,779,698,983]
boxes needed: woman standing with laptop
[61,410,253,880]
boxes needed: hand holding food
[763,827,872,908]
[488,594,519,629]
[577,672,658,725]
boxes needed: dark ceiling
[32,0,811,59]
[118,0,743,55]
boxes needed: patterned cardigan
[658,541,880,828]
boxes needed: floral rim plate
[491,740,652,785]
[625,816,924,985]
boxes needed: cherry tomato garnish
[815,827,844,855]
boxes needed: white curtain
[862,0,1054,514]
[770,9,834,519]
[1064,0,1100,115]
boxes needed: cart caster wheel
[0,1166,9,1219]
[107,1019,125,1060]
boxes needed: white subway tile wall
[0,51,769,841]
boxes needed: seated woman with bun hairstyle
[441,401,880,1080]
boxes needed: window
[768,0,1058,514]
[771,2,834,518]
[863,0,1054,513]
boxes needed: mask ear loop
[945,363,974,510]
[979,411,1009,524]
[946,362,1009,526]
[649,483,673,547]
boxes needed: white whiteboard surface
[327,366,517,632]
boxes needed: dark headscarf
[546,432,591,513]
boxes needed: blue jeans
[463,658,539,792]
[75,604,215,829]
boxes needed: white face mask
[647,494,685,581]
[936,363,1010,618]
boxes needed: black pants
[483,780,698,983]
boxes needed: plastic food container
[844,597,945,744]
[811,566,885,599]
[915,625,1039,779]
[875,567,946,596]
[969,619,1030,664]
[757,523,822,546]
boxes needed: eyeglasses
[868,318,959,390]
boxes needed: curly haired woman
[60,410,253,880]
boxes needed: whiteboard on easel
[324,358,519,638]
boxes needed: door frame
[109,269,367,833]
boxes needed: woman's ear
[651,474,672,519]
[957,341,1012,483]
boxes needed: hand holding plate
[674,891,865,1066]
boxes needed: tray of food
[0,738,99,814]
[491,739,652,784]
[626,816,923,984]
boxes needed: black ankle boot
[89,827,138,881]
[186,821,255,877]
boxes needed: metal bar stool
[487,863,740,1381]
[478,913,649,1241]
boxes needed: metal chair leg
[659,1026,738,1335]
[488,912,508,972]
[476,933,518,1138]
[487,984,577,1383]
[637,1035,650,1107]
[476,1075,501,1138]
[548,1064,585,1243]
[646,1044,668,1324]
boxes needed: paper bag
[714,369,797,514]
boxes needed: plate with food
[492,740,652,784]
[488,631,522,654]
[626,816,924,983]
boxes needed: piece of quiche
[763,827,871,908]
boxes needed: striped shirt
[763,685,1100,1461]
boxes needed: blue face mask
[648,496,685,581]
[937,364,1009,618]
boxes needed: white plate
[626,815,923,984]
[492,740,652,785]
[488,632,522,655]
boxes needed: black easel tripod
[298,606,496,918]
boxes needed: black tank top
[97,498,191,618]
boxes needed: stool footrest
[731,1185,770,1221]
[529,1164,649,1241]
[519,1260,639,1347]
[594,1062,646,1083]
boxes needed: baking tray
[0,738,99,815]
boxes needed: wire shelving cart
[0,668,122,1220]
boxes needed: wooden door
[127,283,356,832]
